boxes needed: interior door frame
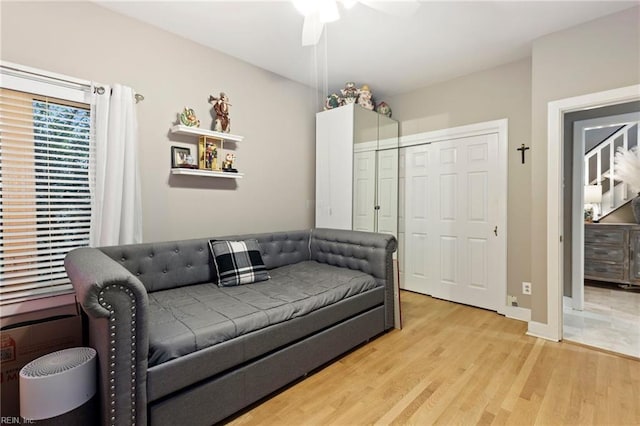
[399,119,510,317]
[539,84,640,342]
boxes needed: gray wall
[530,6,640,323]
[0,1,318,242]
[390,58,533,308]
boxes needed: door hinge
[560,235,563,242]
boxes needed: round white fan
[293,0,420,46]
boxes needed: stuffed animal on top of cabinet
[357,85,374,110]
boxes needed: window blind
[0,87,92,306]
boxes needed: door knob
[494,226,498,236]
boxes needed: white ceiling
[96,1,638,101]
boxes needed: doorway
[543,84,640,345]
[565,109,640,357]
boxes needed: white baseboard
[527,320,560,342]
[503,305,531,322]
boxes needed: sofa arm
[65,248,149,426]
[310,228,397,329]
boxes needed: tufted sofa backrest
[309,228,395,281]
[99,230,311,293]
[99,238,212,292]
[221,230,311,270]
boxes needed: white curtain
[90,84,143,246]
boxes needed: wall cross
[517,143,530,164]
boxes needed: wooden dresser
[584,223,640,286]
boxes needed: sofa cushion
[146,260,380,367]
[146,288,384,402]
[209,239,270,286]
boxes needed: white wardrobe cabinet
[315,103,399,236]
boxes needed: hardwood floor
[228,291,640,425]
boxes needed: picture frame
[171,146,194,168]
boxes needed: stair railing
[584,122,637,214]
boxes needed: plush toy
[324,93,342,110]
[377,101,392,117]
[341,82,358,104]
[357,85,374,110]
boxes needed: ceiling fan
[293,0,420,46]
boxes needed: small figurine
[179,107,200,127]
[377,101,392,118]
[324,93,342,110]
[357,85,374,110]
[204,141,218,170]
[341,82,358,104]
[208,92,231,133]
[222,152,237,172]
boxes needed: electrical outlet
[507,295,518,307]
[522,282,532,295]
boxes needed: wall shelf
[171,168,243,179]
[169,125,244,180]
[170,125,244,143]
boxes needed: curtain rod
[93,86,145,103]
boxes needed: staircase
[584,121,639,219]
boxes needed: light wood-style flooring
[229,291,640,425]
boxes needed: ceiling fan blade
[319,0,340,23]
[302,13,325,46]
[359,0,420,18]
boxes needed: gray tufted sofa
[65,228,397,426]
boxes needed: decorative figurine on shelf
[377,101,392,118]
[208,92,231,133]
[179,107,200,127]
[357,85,374,110]
[324,93,342,110]
[222,152,237,172]
[341,82,359,104]
[204,141,218,170]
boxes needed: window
[0,87,92,306]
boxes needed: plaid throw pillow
[208,239,270,287]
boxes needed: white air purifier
[19,347,97,422]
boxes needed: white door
[377,148,399,236]
[403,144,432,293]
[353,150,376,232]
[403,133,503,311]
